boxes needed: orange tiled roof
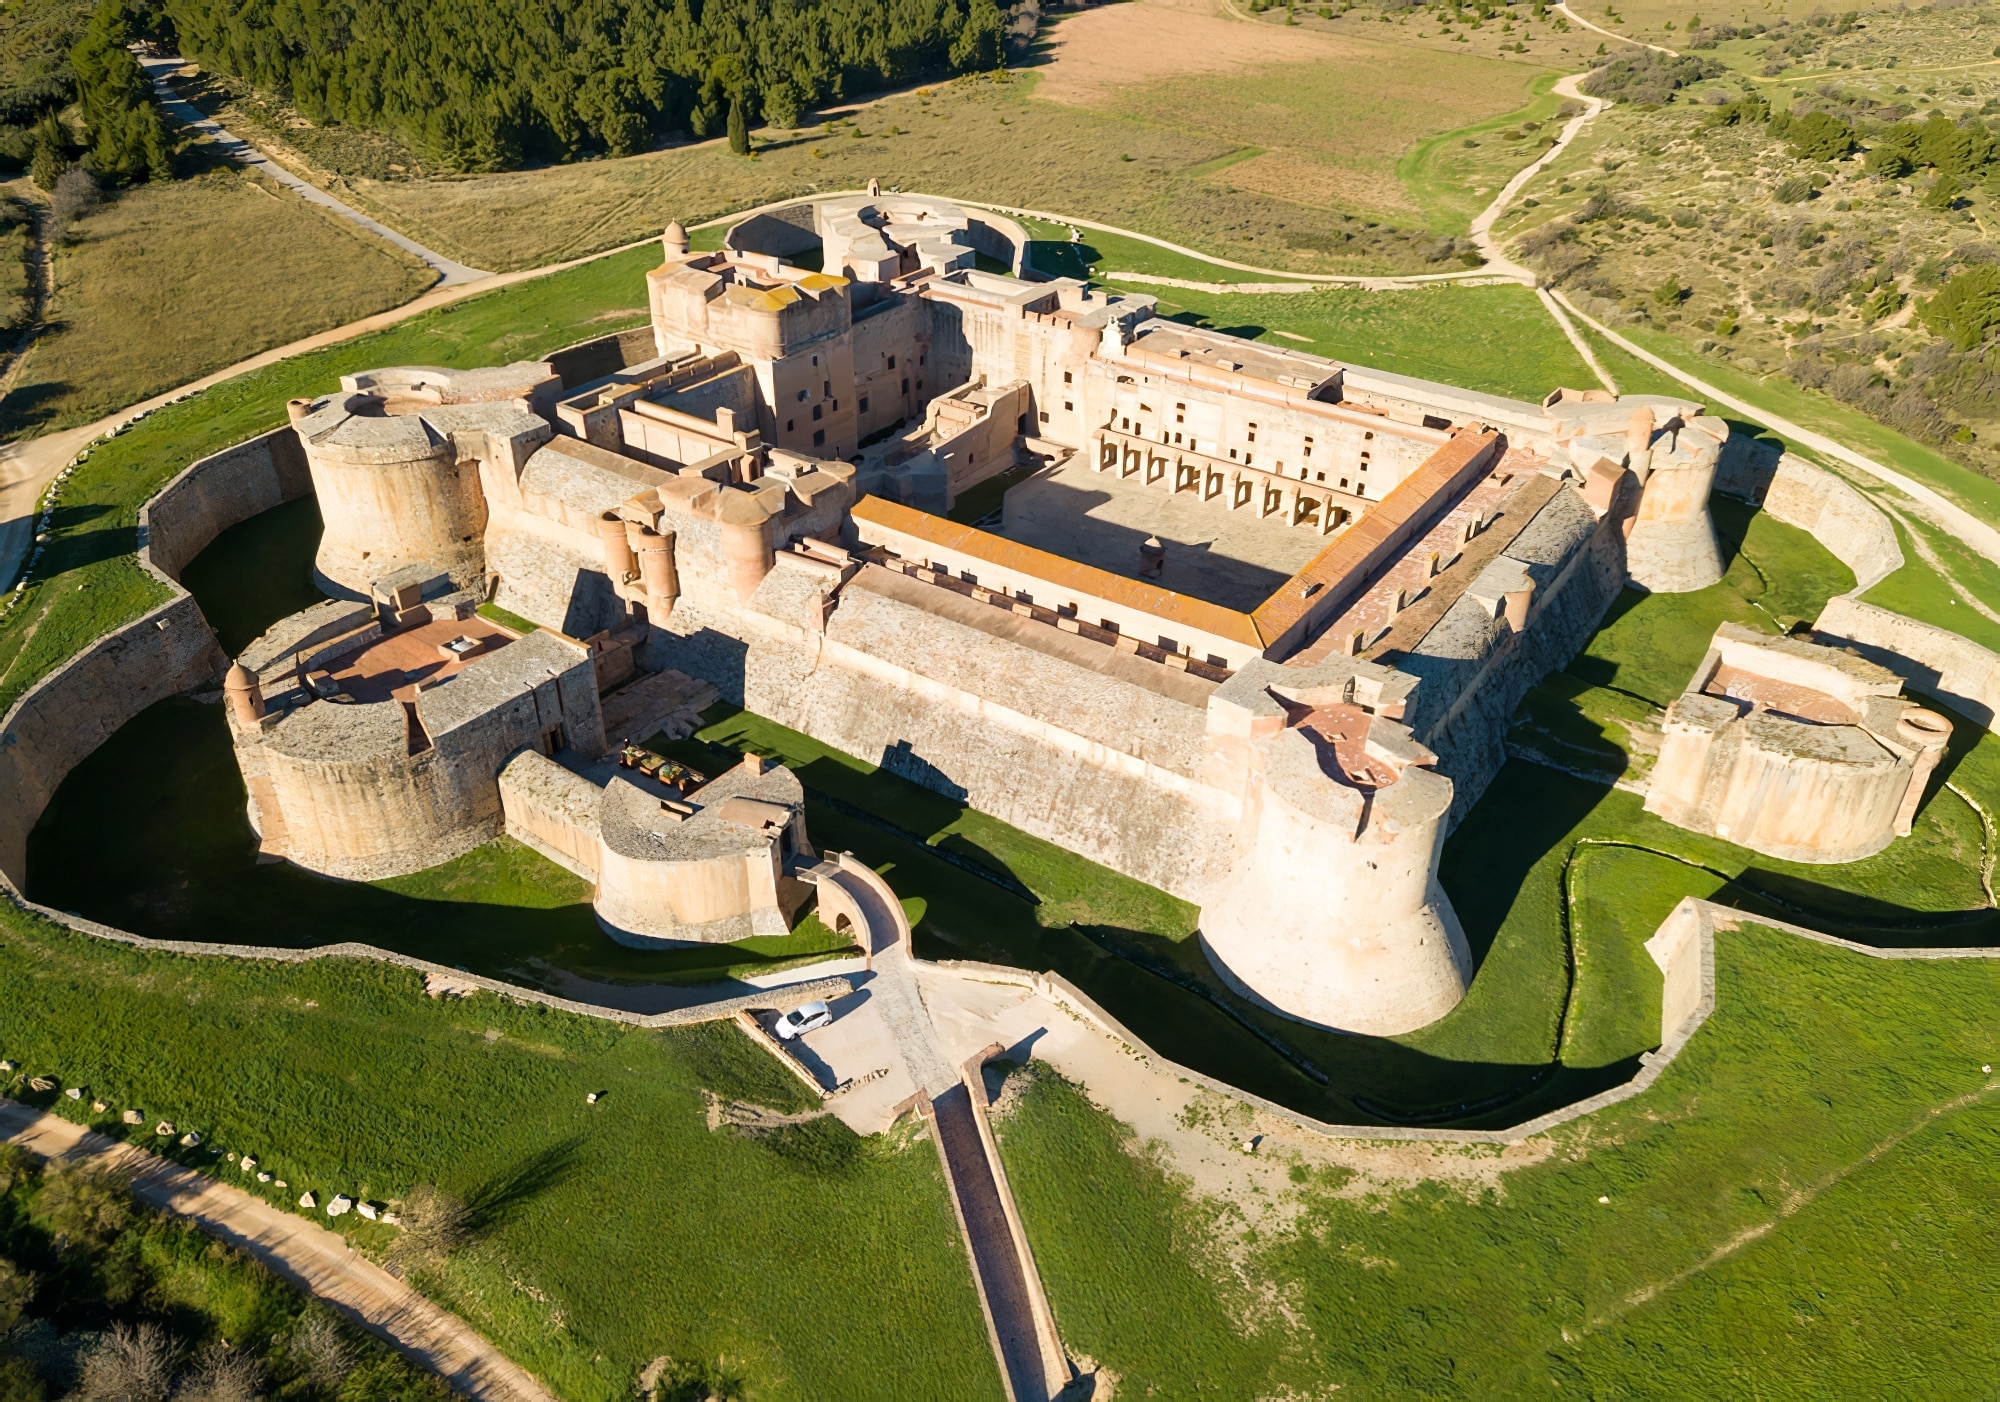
[1250,429,1503,645]
[850,496,1266,647]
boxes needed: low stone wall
[922,895,1998,1145]
[1715,447,1902,594]
[0,889,851,1029]
[138,428,312,583]
[1813,595,2000,731]
[499,749,603,880]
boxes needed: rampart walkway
[0,1100,556,1402]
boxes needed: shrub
[73,1323,178,1402]
[1787,109,1856,161]
[1653,276,1685,307]
[1924,173,1963,210]
[1773,175,1816,204]
[386,1184,468,1275]
[47,166,98,240]
[1921,265,2000,351]
[1580,50,1722,104]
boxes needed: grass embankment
[0,241,655,719]
[1,167,433,440]
[0,913,1000,1400]
[996,920,2000,1396]
[1,1143,447,1402]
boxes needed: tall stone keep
[1625,408,1726,593]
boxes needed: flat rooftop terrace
[995,461,1329,613]
[328,617,516,703]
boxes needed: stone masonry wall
[1714,445,1902,593]
[139,429,313,582]
[1813,594,2000,731]
[2,428,319,887]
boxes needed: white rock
[1599,1195,1611,1204]
[326,1195,352,1217]
[154,1122,176,1137]
[91,1100,107,1113]
[257,1172,271,1183]
[28,1077,53,1092]
[585,1092,600,1104]
[122,1109,144,1125]
[240,1156,256,1172]
[179,1131,202,1147]
[0,1063,11,1075]
[274,1180,287,1189]
[65,1088,81,1100]
[227,1152,238,1162]
[357,1201,379,1220]
[381,1211,401,1226]
[298,1191,317,1209]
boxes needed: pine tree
[727,96,748,155]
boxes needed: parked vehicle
[772,1001,833,1040]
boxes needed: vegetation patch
[0,910,1000,1400]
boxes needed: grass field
[0,241,655,719]
[1101,279,1597,401]
[176,1,1565,277]
[995,915,2000,1396]
[0,167,432,440]
[0,910,1001,1400]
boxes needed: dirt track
[0,1100,556,1402]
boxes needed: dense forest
[160,0,1021,170]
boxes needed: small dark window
[1100,619,1119,634]
[797,389,808,402]
[1065,401,1074,411]
[823,380,831,397]
[811,354,819,367]
[1039,410,1050,423]
[888,354,897,369]
[1364,430,1374,440]
[859,396,869,413]
[1206,654,1226,668]
[901,377,910,394]
[919,354,926,365]
[812,404,823,421]
[832,400,839,411]
[786,419,795,432]
[1422,414,1451,431]
[813,429,826,447]
[1063,371,1073,384]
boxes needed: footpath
[0,1100,556,1402]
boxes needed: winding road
[0,1100,556,1402]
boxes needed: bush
[47,166,99,239]
[1579,50,1722,105]
[1773,175,1816,204]
[1924,173,1963,210]
[74,1323,179,1402]
[1787,109,1856,161]
[1921,266,2000,351]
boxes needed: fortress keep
[227,193,1753,1032]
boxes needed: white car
[772,1001,833,1041]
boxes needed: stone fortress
[216,190,1911,1035]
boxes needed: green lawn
[0,910,1001,1401]
[996,919,2000,1396]
[1102,280,1595,403]
[1861,511,2000,654]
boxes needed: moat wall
[1714,445,1902,592]
[0,428,311,887]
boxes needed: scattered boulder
[154,1122,175,1137]
[227,1152,238,1163]
[64,1088,81,1100]
[90,1100,107,1113]
[274,1180,287,1189]
[357,1201,379,1221]
[0,1060,15,1073]
[326,1195,352,1217]
[298,1191,317,1210]
[122,1109,144,1125]
[240,1157,257,1173]
[179,1131,202,1147]
[28,1077,54,1092]
[585,1091,600,1105]
[257,1172,272,1183]
[381,1211,402,1226]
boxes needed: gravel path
[0,1100,557,1402]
